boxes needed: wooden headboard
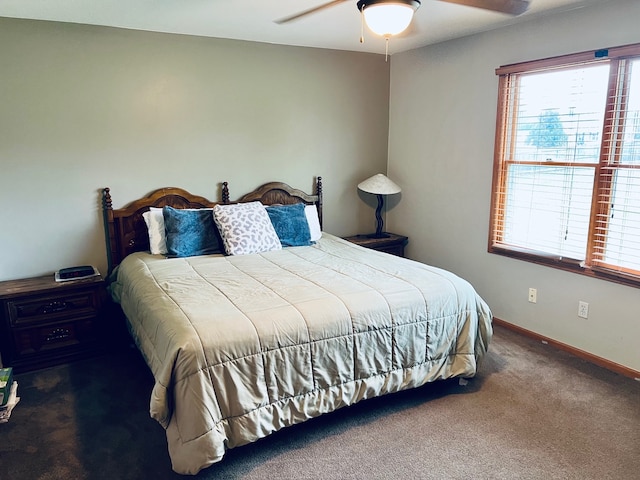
[102,184,229,272]
[103,177,323,273]
[236,179,323,229]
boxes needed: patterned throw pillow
[213,202,282,255]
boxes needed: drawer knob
[39,301,72,314]
[45,327,71,342]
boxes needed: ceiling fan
[276,0,531,28]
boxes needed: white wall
[0,18,390,281]
[388,0,640,372]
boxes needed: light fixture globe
[356,0,421,37]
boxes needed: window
[489,44,640,288]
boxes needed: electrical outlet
[578,301,589,319]
[528,288,537,303]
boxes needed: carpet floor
[1,324,638,479]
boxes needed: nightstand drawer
[11,318,98,357]
[7,291,100,326]
[343,232,408,258]
[374,244,406,257]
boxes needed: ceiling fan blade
[275,0,350,24]
[438,0,530,15]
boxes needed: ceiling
[0,0,600,55]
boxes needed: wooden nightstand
[0,274,107,373]
[343,232,408,257]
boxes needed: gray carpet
[1,325,638,479]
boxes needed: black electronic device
[54,266,100,282]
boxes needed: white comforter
[109,234,493,474]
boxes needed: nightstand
[343,232,408,257]
[0,274,107,373]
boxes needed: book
[0,381,19,423]
[0,367,12,406]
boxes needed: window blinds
[490,44,640,286]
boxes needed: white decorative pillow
[142,207,167,255]
[304,204,322,241]
[213,202,282,255]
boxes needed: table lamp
[357,173,401,238]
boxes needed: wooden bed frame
[100,175,494,476]
[102,177,323,272]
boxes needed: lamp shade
[357,173,401,195]
[357,0,421,37]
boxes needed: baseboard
[492,318,640,381]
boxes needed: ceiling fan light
[358,1,420,37]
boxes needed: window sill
[488,245,640,290]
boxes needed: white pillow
[304,204,322,242]
[213,202,282,255]
[142,207,167,255]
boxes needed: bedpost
[222,181,229,204]
[316,176,323,230]
[102,187,116,274]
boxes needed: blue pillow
[266,203,312,247]
[162,207,223,257]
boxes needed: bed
[103,177,493,475]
